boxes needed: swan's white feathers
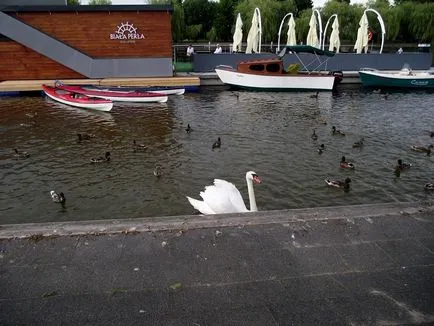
[189,178,248,214]
[206,179,248,213]
[186,196,216,215]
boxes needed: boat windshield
[278,45,335,73]
[278,45,335,58]
[400,63,413,75]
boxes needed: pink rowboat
[56,84,168,103]
[42,85,113,112]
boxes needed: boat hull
[56,85,168,103]
[42,85,113,112]
[359,70,434,89]
[88,85,185,96]
[215,68,336,91]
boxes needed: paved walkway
[1,202,433,325]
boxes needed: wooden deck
[0,77,200,92]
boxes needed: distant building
[0,0,66,5]
[0,4,174,80]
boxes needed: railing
[172,42,429,62]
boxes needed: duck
[317,144,325,154]
[50,190,66,204]
[395,159,411,171]
[410,144,433,155]
[187,171,261,214]
[90,151,111,163]
[133,139,147,151]
[430,131,434,138]
[77,133,92,143]
[340,156,355,169]
[13,148,30,159]
[311,129,318,141]
[185,124,192,134]
[424,183,434,191]
[212,137,221,149]
[153,164,162,178]
[25,112,38,119]
[372,89,382,94]
[352,138,364,148]
[332,126,345,136]
[325,177,351,191]
[310,92,319,99]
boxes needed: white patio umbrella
[286,15,297,46]
[232,13,243,53]
[354,12,369,54]
[328,16,340,53]
[246,10,259,54]
[306,12,319,48]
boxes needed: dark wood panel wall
[0,9,172,80]
[0,42,85,80]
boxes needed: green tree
[294,0,313,13]
[88,0,112,4]
[171,0,185,42]
[320,2,363,45]
[67,0,81,4]
[214,0,239,42]
[408,2,434,42]
[394,0,431,4]
[235,0,297,43]
[183,0,217,40]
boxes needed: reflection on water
[0,86,433,224]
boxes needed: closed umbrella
[286,15,297,46]
[306,12,319,48]
[328,16,340,53]
[246,10,259,54]
[232,13,243,53]
[354,12,369,54]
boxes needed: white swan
[186,171,261,215]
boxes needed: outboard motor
[329,70,343,88]
[332,70,344,84]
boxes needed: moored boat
[85,85,185,96]
[215,45,342,92]
[359,66,434,89]
[55,84,168,103]
[42,85,113,112]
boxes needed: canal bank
[1,202,433,325]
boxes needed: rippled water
[0,86,433,224]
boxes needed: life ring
[368,31,373,41]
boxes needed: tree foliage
[294,0,313,13]
[183,0,217,40]
[150,0,434,46]
[171,1,185,42]
[214,0,239,42]
[67,0,81,4]
[88,0,112,4]
[235,0,297,43]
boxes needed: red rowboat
[55,84,168,103]
[42,85,113,112]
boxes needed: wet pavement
[1,202,433,325]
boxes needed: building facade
[0,5,173,80]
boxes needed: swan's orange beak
[253,175,261,184]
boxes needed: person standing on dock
[214,44,222,54]
[187,44,194,57]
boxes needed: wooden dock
[0,76,200,92]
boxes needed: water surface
[0,86,433,224]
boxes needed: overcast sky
[82,0,369,7]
